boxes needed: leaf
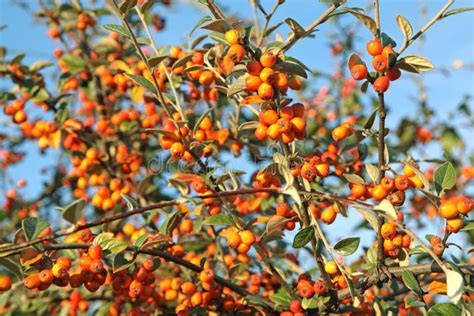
[140,232,173,250]
[20,247,43,266]
[443,7,474,18]
[353,206,378,231]
[293,226,314,248]
[113,252,135,273]
[227,75,247,97]
[403,163,430,192]
[461,222,474,231]
[266,215,290,234]
[193,107,215,134]
[381,32,397,48]
[238,121,260,131]
[364,107,378,129]
[208,32,228,44]
[134,233,150,249]
[365,163,379,183]
[402,270,423,295]
[140,0,155,13]
[396,15,413,43]
[343,8,377,36]
[397,55,434,74]
[125,74,157,94]
[348,53,364,68]
[285,18,305,39]
[373,199,397,220]
[172,54,192,70]
[119,0,137,14]
[148,55,168,67]
[278,61,307,78]
[301,297,318,310]
[446,269,464,304]
[163,211,186,235]
[102,24,130,38]
[30,60,53,72]
[22,218,49,241]
[428,303,461,316]
[334,237,360,256]
[0,258,23,280]
[433,161,456,195]
[201,19,231,33]
[283,186,302,208]
[60,199,85,224]
[121,194,138,210]
[343,173,366,185]
[270,287,292,307]
[404,296,425,309]
[60,54,85,74]
[191,15,212,34]
[202,214,235,226]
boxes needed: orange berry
[291,117,306,134]
[289,77,302,90]
[199,269,214,283]
[367,39,383,56]
[381,222,396,240]
[227,44,246,63]
[225,29,239,45]
[332,126,350,142]
[373,76,390,93]
[351,183,367,198]
[237,242,250,254]
[280,106,294,120]
[387,66,401,81]
[246,60,262,76]
[381,177,394,192]
[297,279,314,298]
[240,230,256,246]
[13,110,27,124]
[259,67,275,84]
[246,75,262,92]
[372,184,388,201]
[170,142,185,159]
[267,123,280,140]
[457,196,472,215]
[169,46,182,59]
[438,201,459,220]
[24,274,41,289]
[254,124,268,141]
[39,269,54,284]
[199,116,213,130]
[88,245,103,260]
[198,71,215,86]
[181,281,196,295]
[446,217,463,233]
[320,208,337,224]
[292,103,305,117]
[260,51,276,68]
[0,275,12,291]
[395,175,410,191]
[350,64,368,80]
[274,72,289,91]
[226,232,242,248]
[403,164,416,177]
[258,82,274,99]
[324,261,338,275]
[372,55,387,72]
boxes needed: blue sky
[0,1,473,259]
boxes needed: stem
[376,92,386,265]
[283,2,343,51]
[397,0,455,55]
[373,0,381,37]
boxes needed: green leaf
[140,0,155,13]
[30,60,54,72]
[381,32,397,48]
[433,161,456,195]
[270,287,292,307]
[227,75,247,97]
[121,194,138,210]
[94,233,128,256]
[292,226,314,248]
[363,107,378,129]
[208,32,228,44]
[60,199,85,224]
[0,258,23,280]
[119,0,137,14]
[102,24,130,37]
[285,18,305,39]
[301,297,318,309]
[148,55,168,67]
[397,55,434,74]
[396,15,413,44]
[342,8,377,36]
[373,199,397,220]
[283,186,302,208]
[191,15,212,34]
[442,8,474,18]
[113,252,135,273]
[134,233,150,249]
[404,296,425,308]
[125,74,157,94]
[172,54,192,70]
[334,237,360,256]
[402,270,423,295]
[278,61,307,78]
[343,173,366,185]
[461,222,474,231]
[164,211,186,235]
[22,218,49,241]
[428,303,461,316]
[202,214,235,226]
[201,19,232,33]
[60,54,85,74]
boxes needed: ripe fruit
[259,67,275,83]
[240,230,256,246]
[181,281,196,295]
[24,274,41,289]
[260,109,279,125]
[324,261,338,275]
[372,55,387,72]
[372,184,388,201]
[395,175,410,191]
[321,208,336,224]
[313,280,326,295]
[88,245,102,260]
[199,269,215,283]
[457,196,472,215]
[225,29,239,45]
[367,39,383,56]
[350,64,368,80]
[260,51,276,68]
[381,222,396,240]
[446,217,463,233]
[39,269,54,283]
[246,75,262,91]
[170,142,185,159]
[227,232,242,248]
[332,126,351,142]
[438,201,458,220]
[351,184,367,198]
[373,76,390,93]
[387,66,401,81]
[258,82,274,99]
[255,124,268,140]
[296,279,314,298]
[381,177,394,192]
[0,275,12,291]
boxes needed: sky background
[0,0,473,261]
